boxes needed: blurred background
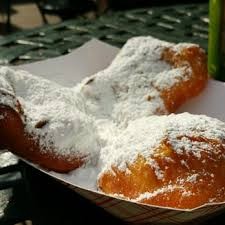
[0,0,96,35]
[0,0,206,35]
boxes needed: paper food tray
[14,39,225,224]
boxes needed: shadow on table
[24,164,125,225]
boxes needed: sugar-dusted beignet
[0,67,100,172]
[98,113,225,209]
[81,36,208,125]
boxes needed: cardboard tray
[14,39,225,224]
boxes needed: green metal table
[0,3,208,65]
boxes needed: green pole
[208,0,224,81]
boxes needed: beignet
[98,113,225,209]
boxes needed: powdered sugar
[99,113,225,174]
[134,185,183,202]
[0,68,18,110]
[171,43,197,53]
[151,67,190,90]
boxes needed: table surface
[0,3,208,65]
[1,2,225,225]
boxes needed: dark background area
[0,0,208,35]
